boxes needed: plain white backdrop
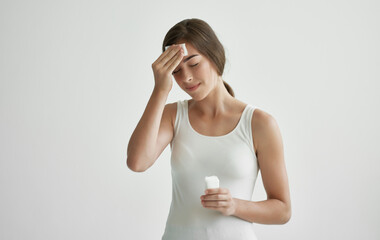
[1,0,379,239]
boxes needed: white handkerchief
[165,43,188,56]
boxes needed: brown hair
[162,18,235,97]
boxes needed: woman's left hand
[200,188,236,216]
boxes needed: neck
[189,76,236,118]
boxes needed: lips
[186,83,200,89]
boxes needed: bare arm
[127,44,184,172]
[232,110,291,224]
[126,88,172,172]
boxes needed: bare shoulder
[251,108,274,128]
[251,108,279,153]
[164,102,178,127]
[251,108,282,156]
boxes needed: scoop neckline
[185,99,249,138]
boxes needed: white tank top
[162,99,260,240]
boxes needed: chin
[189,93,206,102]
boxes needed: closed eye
[173,63,199,74]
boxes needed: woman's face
[172,42,219,99]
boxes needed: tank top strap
[173,99,186,138]
[239,104,257,156]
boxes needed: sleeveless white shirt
[161,99,260,240]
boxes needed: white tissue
[165,43,188,56]
[205,176,219,189]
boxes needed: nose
[183,70,193,82]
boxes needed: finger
[166,50,184,73]
[206,188,229,195]
[203,200,229,207]
[203,194,229,201]
[157,45,182,68]
[207,206,229,210]
[155,44,177,63]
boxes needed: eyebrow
[183,54,199,63]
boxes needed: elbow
[126,157,147,172]
[281,205,292,224]
[282,211,291,224]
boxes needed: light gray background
[1,0,379,239]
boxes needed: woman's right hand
[151,44,184,93]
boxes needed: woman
[127,18,291,240]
